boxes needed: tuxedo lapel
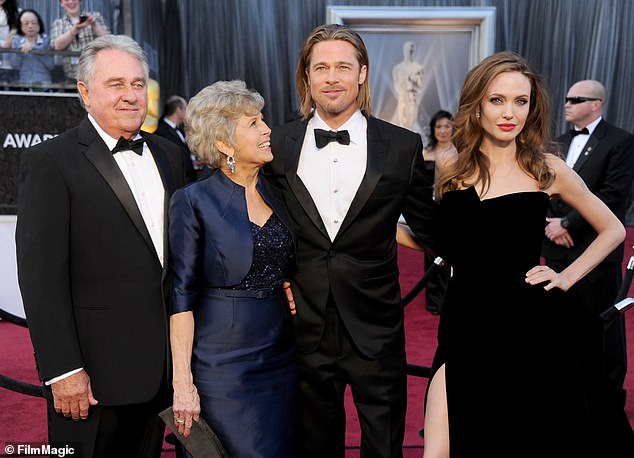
[573,120,606,173]
[143,134,177,266]
[336,118,387,240]
[283,124,330,239]
[79,120,156,256]
[144,134,176,195]
[573,135,599,172]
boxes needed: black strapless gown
[432,186,634,457]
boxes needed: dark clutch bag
[159,406,230,458]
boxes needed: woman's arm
[526,156,625,291]
[397,222,423,251]
[170,311,200,438]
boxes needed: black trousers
[46,378,169,458]
[296,301,407,458]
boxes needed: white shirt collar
[574,116,602,135]
[87,114,143,151]
[163,117,178,130]
[311,109,365,145]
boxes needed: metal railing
[0,47,79,92]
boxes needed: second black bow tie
[314,129,350,148]
[112,136,146,155]
[569,127,589,137]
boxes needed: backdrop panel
[0,92,85,215]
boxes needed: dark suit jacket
[168,168,295,314]
[264,115,438,358]
[16,117,188,406]
[154,117,195,183]
[543,119,634,265]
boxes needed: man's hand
[51,369,98,421]
[283,281,296,315]
[545,217,574,248]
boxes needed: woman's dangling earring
[227,155,235,174]
[475,109,481,120]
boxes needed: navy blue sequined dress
[193,214,296,458]
[169,170,297,458]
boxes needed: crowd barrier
[0,261,445,399]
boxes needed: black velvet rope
[0,308,28,327]
[0,374,50,399]
[401,262,438,307]
[0,266,443,400]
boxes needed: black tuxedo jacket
[154,117,195,182]
[543,119,634,264]
[264,115,438,358]
[16,117,188,405]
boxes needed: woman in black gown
[422,52,634,457]
[168,80,297,457]
[421,110,456,315]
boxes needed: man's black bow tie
[314,128,350,148]
[569,127,589,137]
[112,136,146,155]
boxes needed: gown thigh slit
[432,186,633,457]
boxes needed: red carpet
[1,240,633,457]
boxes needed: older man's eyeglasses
[565,96,601,105]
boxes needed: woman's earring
[227,155,235,174]
[475,109,481,119]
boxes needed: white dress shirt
[297,110,367,241]
[566,116,602,168]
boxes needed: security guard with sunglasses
[543,79,634,407]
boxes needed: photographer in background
[51,0,108,84]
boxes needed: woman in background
[421,110,456,314]
[9,9,53,85]
[169,80,297,458]
[0,0,19,49]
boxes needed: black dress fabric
[432,186,634,457]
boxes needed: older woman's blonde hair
[185,80,265,167]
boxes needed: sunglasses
[565,96,601,105]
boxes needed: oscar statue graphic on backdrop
[392,41,424,135]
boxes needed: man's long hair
[295,24,371,119]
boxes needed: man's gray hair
[77,35,149,88]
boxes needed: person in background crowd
[169,80,297,457]
[543,79,634,404]
[51,0,108,84]
[423,51,634,458]
[154,94,196,182]
[9,9,54,86]
[16,35,188,458]
[0,0,20,50]
[421,110,456,315]
[265,23,438,457]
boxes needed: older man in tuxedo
[265,24,437,457]
[16,35,188,457]
[543,79,634,404]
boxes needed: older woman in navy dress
[169,80,297,457]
